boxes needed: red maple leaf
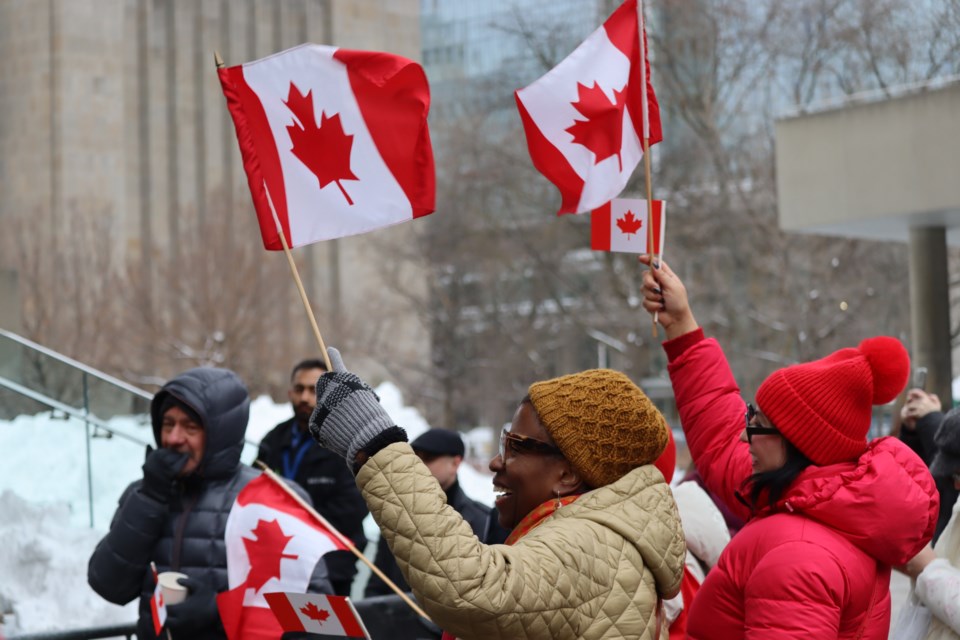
[241,518,297,592]
[300,602,331,624]
[565,82,627,170]
[284,82,358,205]
[616,210,642,238]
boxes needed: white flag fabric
[219,43,435,249]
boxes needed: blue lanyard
[282,428,313,479]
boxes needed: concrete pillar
[908,227,953,406]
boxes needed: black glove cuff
[353,426,408,474]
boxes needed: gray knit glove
[308,348,396,464]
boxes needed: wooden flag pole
[255,462,433,622]
[263,182,333,372]
[215,51,332,371]
[635,4,659,337]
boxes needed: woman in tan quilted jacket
[307,348,686,640]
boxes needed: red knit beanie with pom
[755,336,910,465]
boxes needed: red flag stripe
[264,592,307,632]
[328,596,366,637]
[651,200,663,254]
[514,94,585,216]
[217,66,291,251]
[590,202,612,250]
[335,49,435,218]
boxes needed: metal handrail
[7,623,136,640]
[0,375,150,447]
[0,329,152,401]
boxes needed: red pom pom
[859,336,910,404]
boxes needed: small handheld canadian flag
[265,592,369,638]
[148,563,166,636]
[591,198,665,254]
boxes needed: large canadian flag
[515,0,660,215]
[218,44,436,250]
[216,473,348,640]
[591,198,665,254]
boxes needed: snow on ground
[0,382,496,634]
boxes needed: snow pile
[0,492,138,633]
[0,382,496,634]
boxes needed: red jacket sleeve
[667,337,753,522]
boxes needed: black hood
[150,367,249,479]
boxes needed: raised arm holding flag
[216,42,437,625]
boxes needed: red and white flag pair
[516,0,661,215]
[218,44,436,250]
[215,474,358,640]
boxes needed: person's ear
[555,461,585,497]
[451,455,463,471]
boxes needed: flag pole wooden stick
[636,3,659,337]
[263,182,333,372]
[215,51,333,372]
[255,462,433,622]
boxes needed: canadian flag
[216,473,348,640]
[218,43,436,249]
[149,573,166,636]
[591,198,665,254]
[265,592,368,638]
[515,0,660,215]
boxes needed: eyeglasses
[499,426,563,460]
[744,403,780,442]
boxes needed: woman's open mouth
[493,483,512,507]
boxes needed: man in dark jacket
[364,428,508,597]
[900,386,959,543]
[257,359,369,595]
[88,367,331,640]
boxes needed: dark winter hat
[930,408,960,478]
[755,336,909,466]
[528,369,668,488]
[158,395,204,428]
[411,428,465,458]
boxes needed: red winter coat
[667,332,938,640]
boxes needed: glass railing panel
[0,405,153,529]
[0,331,152,422]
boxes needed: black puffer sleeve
[87,481,168,604]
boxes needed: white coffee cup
[157,571,189,605]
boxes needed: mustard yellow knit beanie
[528,369,668,488]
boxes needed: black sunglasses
[744,403,780,442]
[499,427,563,459]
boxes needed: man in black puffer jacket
[88,367,332,639]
